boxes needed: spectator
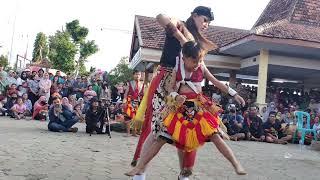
[32,96,48,121]
[77,98,85,113]
[0,75,8,95]
[39,72,51,102]
[74,104,85,123]
[55,71,65,84]
[263,112,287,144]
[84,85,97,104]
[212,88,222,104]
[7,84,18,98]
[0,97,8,116]
[6,70,17,86]
[85,98,106,134]
[38,69,44,79]
[222,104,245,141]
[62,97,73,111]
[0,64,8,79]
[100,83,111,100]
[48,96,78,132]
[68,94,77,108]
[243,106,265,141]
[11,97,27,120]
[22,93,32,116]
[5,93,18,117]
[72,77,83,99]
[27,75,40,106]
[92,78,102,98]
[261,106,269,122]
[312,116,320,139]
[20,71,28,82]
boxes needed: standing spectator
[20,71,28,82]
[0,75,8,95]
[48,96,78,132]
[28,75,40,106]
[38,69,44,79]
[72,77,83,98]
[6,70,17,86]
[92,78,102,99]
[22,93,32,116]
[100,83,111,100]
[39,72,52,102]
[79,76,88,98]
[0,64,8,79]
[116,82,125,100]
[243,106,265,141]
[312,116,320,139]
[11,97,27,120]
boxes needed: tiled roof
[136,15,250,52]
[252,0,320,43]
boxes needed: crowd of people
[1,64,319,143]
[206,84,320,144]
[0,64,145,136]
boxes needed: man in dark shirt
[48,96,78,132]
[263,111,288,144]
[243,106,265,141]
[222,105,245,141]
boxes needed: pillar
[229,70,237,89]
[256,49,269,110]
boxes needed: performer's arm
[203,66,245,106]
[156,14,188,46]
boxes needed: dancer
[130,6,245,180]
[126,40,246,178]
[123,70,145,137]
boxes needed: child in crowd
[22,93,32,116]
[74,104,85,123]
[11,97,27,120]
[312,116,320,139]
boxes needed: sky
[0,0,270,72]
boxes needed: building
[128,0,320,108]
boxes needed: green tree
[48,31,77,73]
[66,20,98,75]
[32,32,48,62]
[0,55,9,68]
[108,57,133,87]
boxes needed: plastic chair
[292,111,317,144]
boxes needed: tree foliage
[66,20,98,74]
[108,57,133,87]
[32,32,49,62]
[48,31,77,74]
[0,55,9,69]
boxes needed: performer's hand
[175,95,186,106]
[234,94,245,107]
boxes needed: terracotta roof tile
[252,0,320,43]
[136,15,250,53]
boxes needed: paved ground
[0,117,319,180]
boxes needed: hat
[192,6,214,21]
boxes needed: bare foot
[124,167,144,177]
[235,164,247,175]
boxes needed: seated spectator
[0,97,8,116]
[109,103,124,122]
[48,96,78,132]
[312,116,320,139]
[7,84,18,98]
[11,97,27,120]
[62,97,73,111]
[77,98,85,113]
[222,105,245,141]
[68,94,77,108]
[33,96,48,121]
[243,106,265,141]
[74,104,85,123]
[263,112,287,144]
[85,98,106,134]
[22,93,32,116]
[5,93,18,117]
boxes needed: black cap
[192,6,214,21]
